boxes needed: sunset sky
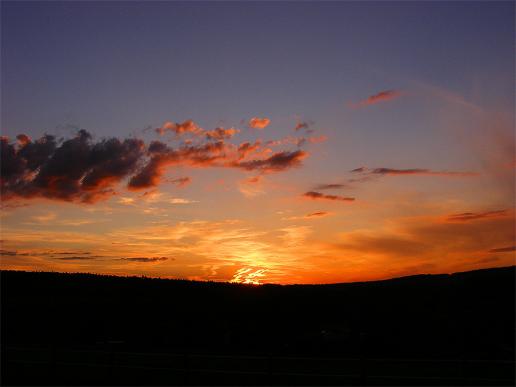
[1,1,514,284]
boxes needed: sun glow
[231,267,268,284]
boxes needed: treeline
[1,267,515,360]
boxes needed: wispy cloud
[169,198,198,204]
[349,89,402,108]
[303,191,355,202]
[446,210,509,222]
[488,246,515,253]
[351,167,479,177]
[119,257,170,262]
[283,211,332,221]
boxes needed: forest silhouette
[1,266,514,385]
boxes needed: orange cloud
[308,135,327,144]
[249,117,270,129]
[350,89,402,108]
[237,140,262,160]
[488,246,515,253]
[16,134,31,146]
[446,210,509,222]
[155,120,202,136]
[205,127,240,140]
[303,191,355,202]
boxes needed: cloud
[238,175,265,198]
[446,210,509,222]
[248,117,270,129]
[2,121,314,202]
[307,135,327,144]
[169,198,198,204]
[0,249,18,256]
[31,212,57,223]
[155,120,202,136]
[118,197,136,206]
[164,176,191,187]
[16,134,31,146]
[306,211,331,218]
[350,89,402,108]
[303,191,355,202]
[1,130,145,203]
[235,150,307,172]
[127,141,229,190]
[294,122,309,131]
[488,246,515,253]
[283,211,332,221]
[231,267,267,284]
[237,141,262,160]
[54,251,92,255]
[55,256,97,261]
[351,167,479,177]
[205,127,239,140]
[330,211,515,278]
[119,257,169,262]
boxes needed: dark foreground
[1,267,515,386]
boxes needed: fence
[3,346,514,385]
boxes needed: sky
[1,1,514,284]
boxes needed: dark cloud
[350,90,402,108]
[303,191,355,202]
[294,122,309,131]
[119,257,170,262]
[447,210,508,222]
[235,150,307,172]
[0,249,18,256]
[54,251,92,255]
[350,167,479,177]
[54,256,97,261]
[2,130,145,203]
[2,125,312,201]
[306,211,330,218]
[488,246,515,253]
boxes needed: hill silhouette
[1,267,514,385]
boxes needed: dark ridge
[1,266,514,385]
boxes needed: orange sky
[1,2,514,284]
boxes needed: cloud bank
[2,122,312,203]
